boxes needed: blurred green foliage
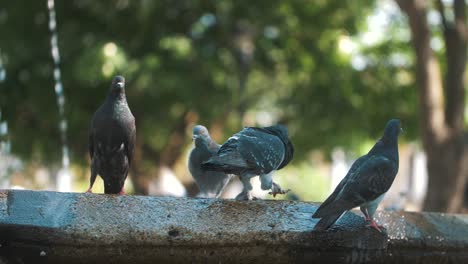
[0,1,418,185]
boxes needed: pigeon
[188,125,234,198]
[312,119,402,232]
[87,75,136,194]
[202,124,294,200]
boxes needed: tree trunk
[395,0,468,213]
[158,110,194,168]
[129,110,196,195]
[233,21,255,122]
[130,135,150,195]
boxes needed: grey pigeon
[312,119,402,232]
[87,75,136,194]
[202,124,294,200]
[188,125,233,198]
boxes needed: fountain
[0,49,5,82]
[0,109,11,188]
[0,49,7,154]
[1,189,467,263]
[47,0,72,192]
[0,50,22,188]
[0,50,8,185]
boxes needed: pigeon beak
[192,135,197,141]
[116,82,124,89]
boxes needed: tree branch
[435,0,448,30]
[395,0,447,146]
[441,0,467,131]
[454,0,466,25]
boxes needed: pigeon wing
[344,155,398,202]
[277,138,294,170]
[254,125,294,170]
[312,154,368,218]
[124,118,136,166]
[89,128,95,160]
[313,155,397,217]
[201,136,249,173]
[237,128,285,173]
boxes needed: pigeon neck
[107,91,127,103]
[195,137,211,148]
[381,134,398,146]
[371,136,399,163]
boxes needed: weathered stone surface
[0,189,467,263]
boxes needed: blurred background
[0,0,467,213]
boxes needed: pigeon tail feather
[313,213,342,231]
[104,182,124,194]
[201,153,248,174]
[312,199,355,219]
[201,160,244,174]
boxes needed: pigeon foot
[366,219,384,233]
[86,188,93,193]
[268,189,291,197]
[268,182,290,197]
[118,189,126,195]
[235,191,252,201]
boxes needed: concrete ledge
[0,190,467,263]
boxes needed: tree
[2,0,423,196]
[395,0,467,212]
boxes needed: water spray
[47,0,72,191]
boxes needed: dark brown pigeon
[87,75,136,194]
[312,119,402,232]
[202,125,294,200]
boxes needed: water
[1,50,7,152]
[0,117,9,154]
[0,50,17,188]
[47,0,72,192]
[0,49,5,82]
